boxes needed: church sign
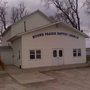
[32,32,79,39]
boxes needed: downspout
[24,21,27,32]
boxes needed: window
[73,49,81,57]
[73,49,77,57]
[78,49,81,56]
[30,50,35,59]
[53,50,57,57]
[59,50,63,57]
[53,49,63,58]
[36,50,41,59]
[30,50,41,60]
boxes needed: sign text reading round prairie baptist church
[32,32,79,39]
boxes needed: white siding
[21,25,86,68]
[12,38,22,67]
[2,11,51,46]
[2,30,11,46]
[11,11,51,37]
[1,10,87,68]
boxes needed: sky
[3,0,90,47]
[6,0,56,15]
[6,0,89,28]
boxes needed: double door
[52,49,64,65]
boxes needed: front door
[52,49,64,65]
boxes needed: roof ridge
[2,9,52,36]
[11,9,52,27]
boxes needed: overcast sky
[5,0,89,29]
[3,0,90,47]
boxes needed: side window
[73,49,77,57]
[53,50,57,57]
[73,49,81,57]
[30,50,35,59]
[36,50,41,59]
[59,50,63,57]
[78,49,81,56]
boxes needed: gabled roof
[2,10,53,36]
[20,21,89,38]
[2,25,12,36]
[3,10,89,41]
[10,10,53,27]
[8,21,89,42]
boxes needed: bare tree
[54,12,70,23]
[18,2,28,19]
[11,7,19,24]
[0,0,7,31]
[11,2,29,24]
[44,0,80,30]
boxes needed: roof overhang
[2,26,12,36]
[19,22,89,38]
[2,10,52,37]
[7,35,21,42]
[7,22,89,42]
[0,46,12,50]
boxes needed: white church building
[1,10,88,69]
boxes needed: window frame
[78,49,81,56]
[53,50,57,57]
[36,50,41,59]
[59,50,63,57]
[73,49,77,57]
[73,48,81,57]
[30,50,41,60]
[30,50,35,59]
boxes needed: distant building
[86,48,90,56]
[1,10,88,69]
